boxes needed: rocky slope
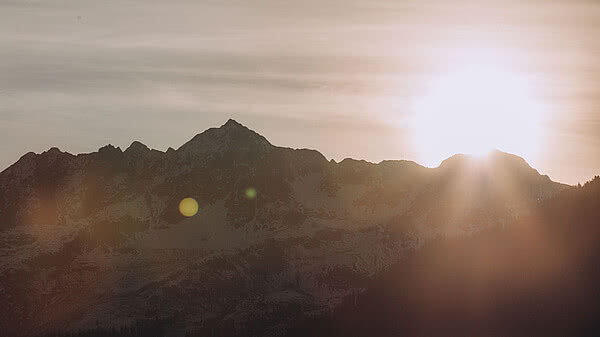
[287,176,600,337]
[0,119,567,336]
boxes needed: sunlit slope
[291,177,600,337]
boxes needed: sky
[1,0,599,184]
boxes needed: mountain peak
[222,118,245,129]
[96,144,124,162]
[438,150,532,170]
[433,149,562,190]
[488,149,530,167]
[177,119,272,156]
[124,141,150,156]
[99,144,121,153]
[45,147,62,154]
[438,153,471,170]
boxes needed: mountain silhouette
[0,119,588,337]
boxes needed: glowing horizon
[409,62,544,167]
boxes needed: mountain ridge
[0,118,572,337]
[1,118,565,186]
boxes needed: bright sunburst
[410,65,543,167]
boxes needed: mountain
[288,176,600,337]
[0,120,570,336]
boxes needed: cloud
[1,0,599,184]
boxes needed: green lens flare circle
[179,198,199,217]
[245,188,257,199]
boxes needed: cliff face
[0,120,567,336]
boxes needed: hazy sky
[1,0,599,184]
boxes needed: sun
[410,65,543,166]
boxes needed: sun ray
[410,64,543,166]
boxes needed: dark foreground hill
[289,176,600,337]
[0,119,586,337]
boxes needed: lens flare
[178,197,199,217]
[245,188,257,199]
